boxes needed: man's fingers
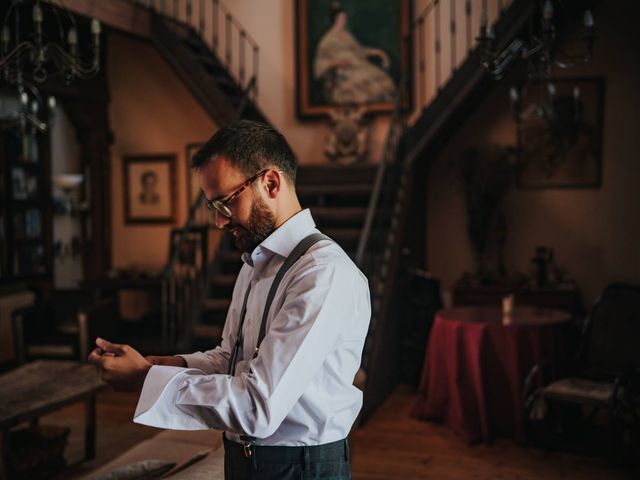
[96,337,125,355]
[88,347,104,365]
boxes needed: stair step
[210,274,237,287]
[324,228,361,240]
[203,298,232,312]
[192,323,223,339]
[310,206,367,222]
[297,184,372,196]
[297,165,377,184]
[219,250,242,263]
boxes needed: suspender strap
[227,285,252,376]
[227,232,331,376]
[253,233,331,359]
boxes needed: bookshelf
[0,123,52,282]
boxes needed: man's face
[199,156,276,254]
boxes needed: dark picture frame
[123,154,176,224]
[169,226,208,270]
[516,77,605,189]
[295,0,411,119]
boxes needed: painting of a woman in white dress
[313,7,395,105]
[296,0,409,118]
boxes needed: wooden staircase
[191,165,377,350]
[150,14,268,126]
[358,0,548,420]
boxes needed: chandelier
[477,0,595,81]
[0,0,101,86]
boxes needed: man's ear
[264,170,281,198]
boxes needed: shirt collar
[257,209,316,259]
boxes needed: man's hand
[87,338,152,392]
[145,355,187,368]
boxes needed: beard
[228,195,276,254]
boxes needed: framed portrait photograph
[295,0,411,119]
[123,155,176,224]
[186,142,210,226]
[516,77,605,189]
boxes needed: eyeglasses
[204,169,268,218]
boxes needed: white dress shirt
[134,209,371,446]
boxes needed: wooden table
[0,360,106,479]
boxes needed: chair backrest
[78,298,119,361]
[583,283,640,376]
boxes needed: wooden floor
[36,386,635,480]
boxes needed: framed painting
[169,226,208,269]
[123,154,176,224]
[516,77,605,189]
[295,0,411,119]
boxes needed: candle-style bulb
[31,100,39,114]
[67,28,77,46]
[20,92,29,105]
[510,86,520,104]
[33,4,43,23]
[543,0,554,22]
[573,87,580,100]
[91,19,101,35]
[48,96,57,110]
[583,10,594,28]
[547,82,556,97]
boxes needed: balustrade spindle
[435,0,441,89]
[186,0,192,25]
[450,0,456,72]
[253,46,259,98]
[213,0,219,49]
[466,0,472,52]
[226,14,232,66]
[239,31,246,83]
[418,17,425,107]
[200,0,205,35]
[174,0,179,19]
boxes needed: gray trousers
[223,436,351,480]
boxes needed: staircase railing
[355,79,407,364]
[411,0,513,118]
[160,76,257,351]
[131,0,259,97]
[359,0,530,419]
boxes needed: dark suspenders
[227,232,331,376]
[226,232,331,457]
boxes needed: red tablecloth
[411,306,571,444]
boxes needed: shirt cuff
[134,365,208,430]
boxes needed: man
[89,120,371,479]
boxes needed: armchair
[524,283,640,461]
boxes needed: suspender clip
[240,435,256,458]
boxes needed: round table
[411,306,572,444]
